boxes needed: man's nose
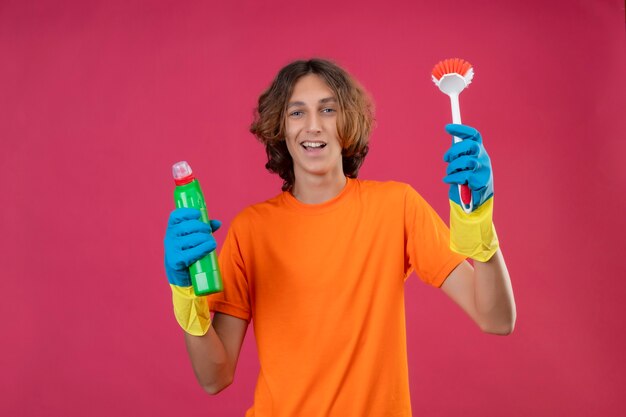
[306,112,321,133]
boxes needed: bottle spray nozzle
[172,161,193,180]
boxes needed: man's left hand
[443,123,494,211]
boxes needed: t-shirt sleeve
[404,185,466,287]
[205,221,252,322]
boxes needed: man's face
[284,74,343,181]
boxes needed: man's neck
[291,171,347,205]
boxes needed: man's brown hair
[250,58,374,191]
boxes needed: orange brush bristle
[431,58,473,80]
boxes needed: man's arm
[184,312,248,394]
[163,209,249,393]
[440,249,516,335]
[438,124,515,334]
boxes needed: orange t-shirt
[207,178,466,416]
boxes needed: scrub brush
[431,58,475,213]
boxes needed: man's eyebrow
[287,101,305,109]
[287,97,337,108]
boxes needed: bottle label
[194,272,209,292]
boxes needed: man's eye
[321,108,336,114]
[289,111,303,117]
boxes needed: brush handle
[449,94,473,213]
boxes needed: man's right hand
[164,208,221,287]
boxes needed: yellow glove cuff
[449,197,499,262]
[170,285,211,336]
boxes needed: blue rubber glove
[164,208,221,287]
[443,123,494,210]
[443,123,499,262]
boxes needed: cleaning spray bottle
[172,161,223,295]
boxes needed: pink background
[1,1,625,416]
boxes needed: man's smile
[300,141,327,150]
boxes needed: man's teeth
[302,142,326,148]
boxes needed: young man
[163,58,516,416]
